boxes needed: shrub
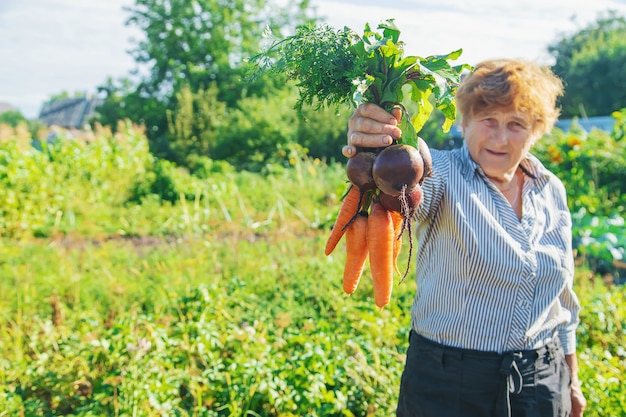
[534,115,626,216]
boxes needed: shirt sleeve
[415,149,447,223]
[555,183,581,355]
[558,270,580,355]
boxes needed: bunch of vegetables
[247,19,469,308]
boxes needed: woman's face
[463,110,539,182]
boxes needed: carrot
[342,212,369,295]
[367,200,395,309]
[390,209,404,276]
[324,185,362,256]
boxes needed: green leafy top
[246,19,471,147]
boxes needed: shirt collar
[459,142,548,181]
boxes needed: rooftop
[38,97,103,128]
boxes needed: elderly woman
[343,59,586,417]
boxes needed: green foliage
[296,103,352,162]
[95,76,174,163]
[205,84,352,169]
[0,127,625,416]
[248,23,365,110]
[213,88,301,171]
[533,118,626,217]
[128,158,191,204]
[549,11,626,118]
[2,234,624,415]
[166,83,227,165]
[576,280,626,417]
[185,154,235,179]
[532,116,626,282]
[0,125,345,239]
[0,232,410,416]
[0,110,25,127]
[47,90,87,101]
[0,124,152,239]
[126,0,312,106]
[403,105,463,150]
[248,19,469,147]
[95,77,169,138]
[94,0,315,165]
[572,210,625,275]
[611,108,626,141]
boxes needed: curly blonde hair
[456,59,564,136]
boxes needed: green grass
[0,127,624,416]
[2,221,624,416]
[0,229,415,416]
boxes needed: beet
[346,151,377,190]
[379,185,423,215]
[417,138,432,184]
[372,144,424,197]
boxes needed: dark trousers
[396,331,572,417]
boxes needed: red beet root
[379,184,423,216]
[417,138,433,184]
[372,144,424,197]
[346,151,377,190]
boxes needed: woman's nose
[492,125,508,142]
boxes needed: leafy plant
[534,117,626,217]
[572,209,626,282]
[576,280,626,417]
[0,110,26,127]
[247,19,470,148]
[166,83,227,166]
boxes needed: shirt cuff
[559,330,577,355]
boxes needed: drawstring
[496,352,524,416]
[495,339,560,416]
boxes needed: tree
[549,11,626,118]
[96,76,173,157]
[166,83,226,165]
[213,87,300,170]
[95,0,315,162]
[125,0,313,106]
[0,110,26,127]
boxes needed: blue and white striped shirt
[412,143,580,354]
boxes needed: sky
[2,0,626,119]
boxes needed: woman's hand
[343,103,403,158]
[565,354,586,417]
[570,379,586,417]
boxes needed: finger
[356,102,398,125]
[390,107,402,123]
[349,116,402,139]
[348,131,395,148]
[342,144,356,158]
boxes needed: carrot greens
[247,19,470,148]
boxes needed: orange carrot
[390,209,404,276]
[342,213,369,295]
[324,185,362,256]
[367,200,395,309]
